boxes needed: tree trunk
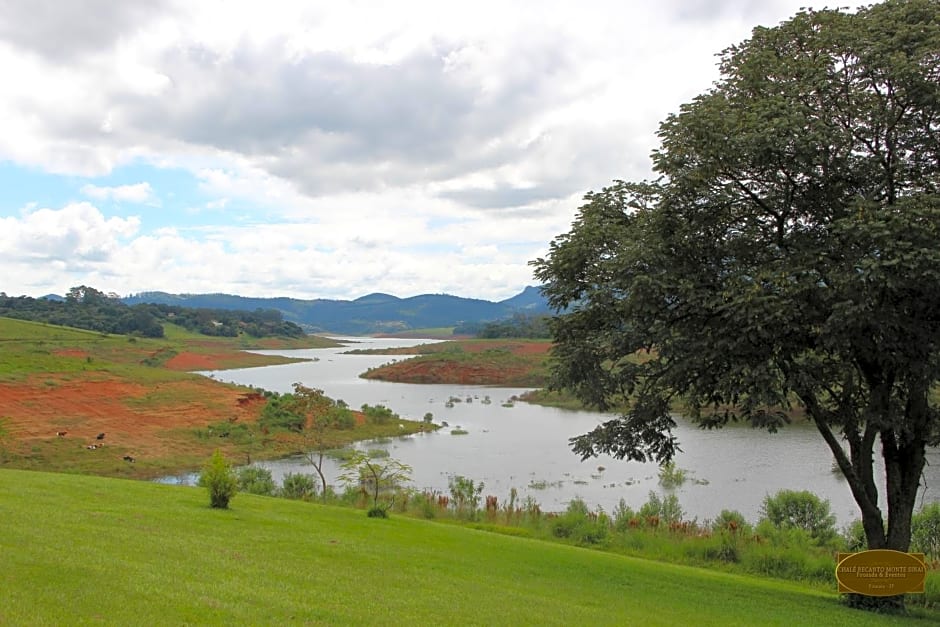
[882,432,926,552]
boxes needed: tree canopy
[0,286,305,339]
[533,0,940,570]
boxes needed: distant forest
[455,313,551,339]
[0,286,305,339]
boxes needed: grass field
[2,468,933,626]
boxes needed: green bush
[237,466,276,496]
[360,404,398,425]
[327,405,355,430]
[711,509,751,534]
[841,519,867,552]
[258,393,305,432]
[198,450,237,509]
[281,473,317,500]
[612,498,638,532]
[639,492,685,525]
[448,475,484,520]
[759,490,836,545]
[550,498,609,546]
[912,502,940,560]
[367,505,389,518]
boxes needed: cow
[56,431,67,437]
[96,433,106,440]
[122,455,135,463]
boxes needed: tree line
[0,286,305,339]
[455,313,551,339]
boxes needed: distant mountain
[122,287,550,335]
[498,286,547,311]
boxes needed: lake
[186,336,940,524]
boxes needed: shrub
[199,450,237,509]
[639,492,685,526]
[448,475,484,520]
[327,405,356,430]
[841,519,867,552]
[612,498,637,533]
[912,502,940,560]
[258,393,305,432]
[367,505,389,518]
[360,404,398,425]
[551,498,609,545]
[237,466,276,496]
[281,472,317,500]
[711,509,750,534]
[759,489,836,545]
[410,492,437,519]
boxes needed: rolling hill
[121,286,550,335]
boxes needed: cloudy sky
[0,1,858,301]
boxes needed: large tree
[533,0,939,568]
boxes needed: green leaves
[536,0,940,557]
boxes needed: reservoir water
[190,336,940,524]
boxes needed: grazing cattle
[96,433,105,440]
[56,431,67,437]
[122,455,135,463]
[85,444,100,450]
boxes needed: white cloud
[0,1,870,300]
[0,203,140,266]
[80,182,158,204]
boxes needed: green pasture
[0,317,336,382]
[0,468,931,626]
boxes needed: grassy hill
[0,468,931,625]
[0,317,424,478]
[355,339,551,386]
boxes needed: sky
[0,0,862,302]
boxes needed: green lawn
[1,468,932,625]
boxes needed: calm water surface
[188,336,940,524]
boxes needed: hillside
[0,317,422,478]
[122,286,551,335]
[0,468,920,626]
[356,339,551,386]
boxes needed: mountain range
[121,286,550,335]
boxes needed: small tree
[199,449,237,509]
[448,474,484,520]
[338,450,412,516]
[286,383,353,499]
[760,490,837,545]
[237,466,276,496]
